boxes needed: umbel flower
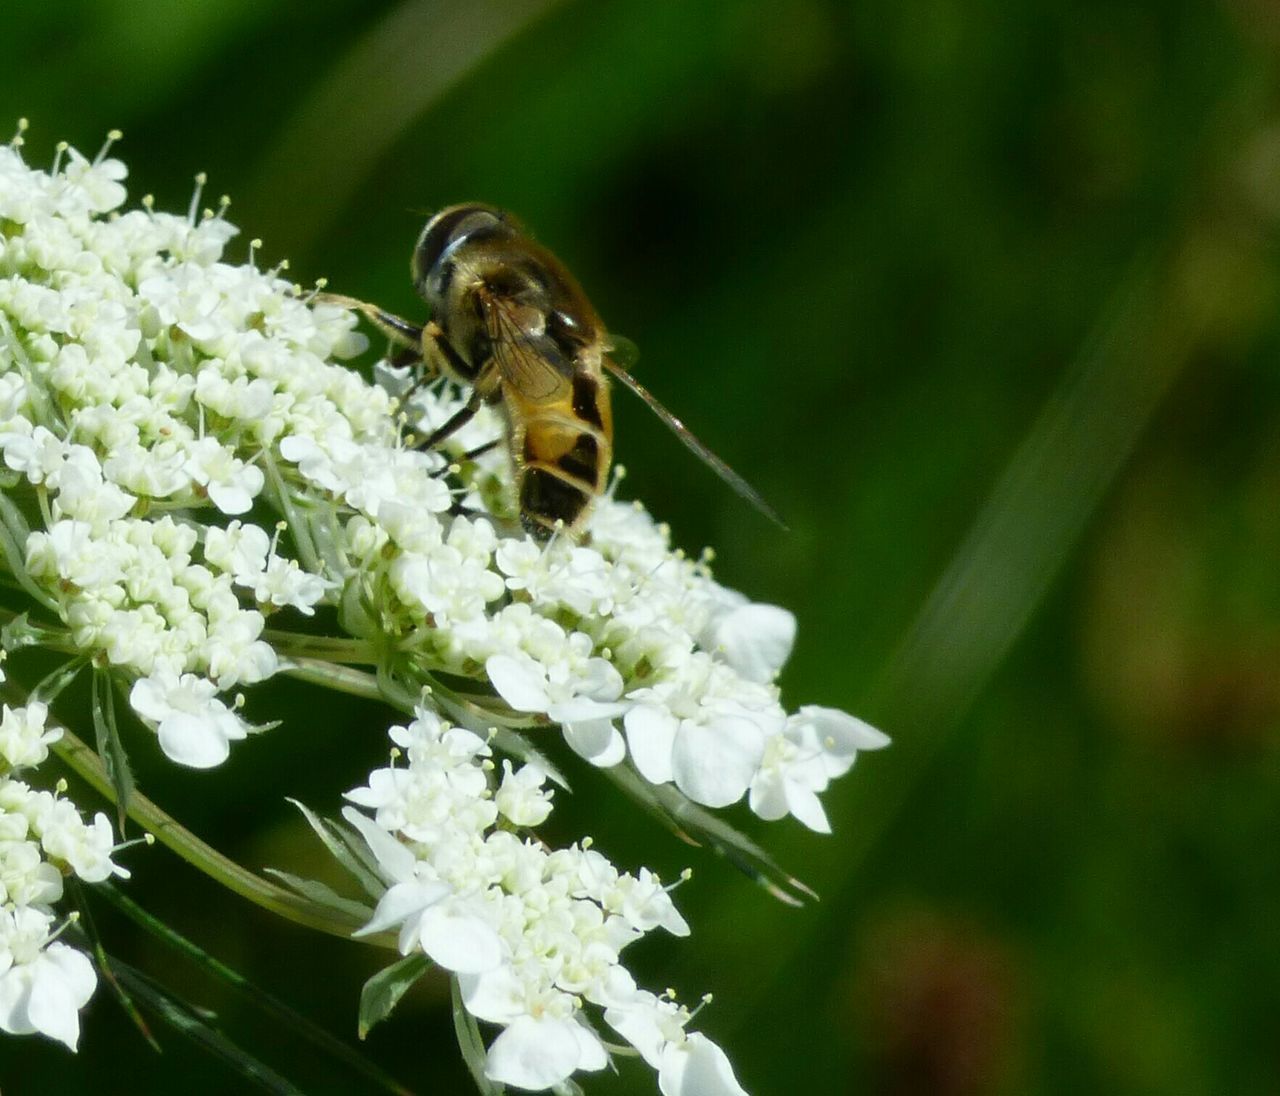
[0,123,888,1092]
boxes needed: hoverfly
[327,203,782,538]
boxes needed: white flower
[494,761,553,828]
[486,643,628,767]
[0,907,97,1051]
[749,706,889,832]
[791,704,891,778]
[344,808,503,974]
[624,663,776,809]
[203,520,270,581]
[0,702,58,771]
[184,436,264,515]
[129,672,248,768]
[61,148,127,213]
[253,554,332,615]
[202,604,278,687]
[659,1033,748,1096]
[485,1014,608,1090]
[0,424,65,484]
[28,800,128,884]
[701,599,796,684]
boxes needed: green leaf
[91,667,136,833]
[606,765,816,906]
[452,975,504,1095]
[358,953,432,1039]
[29,654,86,704]
[262,868,375,923]
[107,954,306,1096]
[94,883,413,1095]
[67,879,160,1052]
[1,610,36,650]
[287,798,385,899]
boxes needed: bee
[327,203,782,538]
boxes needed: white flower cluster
[0,137,374,767]
[347,706,745,1094]
[0,698,128,1050]
[0,132,887,1089]
[338,432,889,830]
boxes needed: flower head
[0,131,887,1089]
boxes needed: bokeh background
[5,0,1280,1092]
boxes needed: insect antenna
[602,359,787,530]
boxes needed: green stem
[261,450,321,574]
[281,656,386,702]
[265,629,376,663]
[47,719,373,941]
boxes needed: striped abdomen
[513,370,612,538]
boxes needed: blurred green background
[5,0,1280,1092]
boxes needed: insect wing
[485,296,572,402]
[603,358,787,529]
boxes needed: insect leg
[318,293,423,347]
[387,343,424,369]
[416,388,484,450]
[461,439,499,460]
[421,320,476,384]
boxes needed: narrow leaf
[91,667,135,833]
[29,655,86,705]
[108,955,306,1096]
[287,797,384,898]
[605,765,815,906]
[94,884,414,1096]
[451,975,504,1095]
[263,868,375,923]
[358,953,432,1039]
[67,879,159,1052]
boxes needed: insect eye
[413,204,505,289]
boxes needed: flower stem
[265,630,376,663]
[281,656,385,701]
[44,713,376,941]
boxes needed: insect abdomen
[515,384,612,538]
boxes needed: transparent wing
[603,357,787,529]
[485,296,571,402]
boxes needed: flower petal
[26,946,95,1051]
[356,879,449,939]
[748,769,789,822]
[784,782,831,833]
[157,710,230,769]
[486,1014,584,1090]
[797,705,890,778]
[624,706,678,785]
[671,715,765,808]
[710,603,796,683]
[418,901,503,973]
[459,965,526,1024]
[486,654,550,712]
[659,1033,748,1096]
[562,719,626,767]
